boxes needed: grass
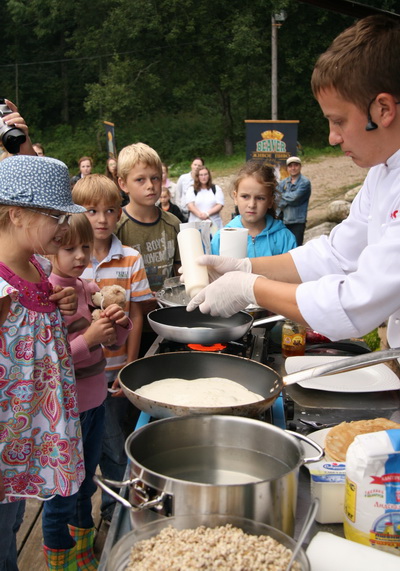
[300,145,342,161]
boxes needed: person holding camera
[0,99,36,157]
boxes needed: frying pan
[147,306,284,344]
[118,347,400,419]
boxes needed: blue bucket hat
[0,155,86,213]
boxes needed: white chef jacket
[291,148,400,344]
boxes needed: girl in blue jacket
[211,161,297,257]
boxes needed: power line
[0,43,197,68]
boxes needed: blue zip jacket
[211,214,297,257]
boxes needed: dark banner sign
[245,120,299,179]
[103,121,117,158]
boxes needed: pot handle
[93,474,168,512]
[252,314,285,327]
[286,430,324,464]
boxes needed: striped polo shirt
[81,234,152,377]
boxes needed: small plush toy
[91,284,126,320]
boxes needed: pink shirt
[49,274,131,412]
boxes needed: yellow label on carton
[344,476,357,523]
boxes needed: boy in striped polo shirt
[72,174,152,523]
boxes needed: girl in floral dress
[0,155,86,571]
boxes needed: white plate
[285,355,400,392]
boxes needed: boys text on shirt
[116,208,181,291]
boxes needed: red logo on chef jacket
[391,210,398,219]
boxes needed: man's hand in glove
[179,255,252,284]
[186,271,262,317]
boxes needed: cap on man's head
[286,156,301,166]
[0,155,86,213]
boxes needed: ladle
[286,498,319,571]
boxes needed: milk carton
[344,429,400,555]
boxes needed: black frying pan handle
[306,342,370,355]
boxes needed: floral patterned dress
[0,256,84,502]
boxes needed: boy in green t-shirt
[116,142,181,355]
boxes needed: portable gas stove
[134,325,286,430]
[98,328,400,569]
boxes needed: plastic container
[303,430,346,524]
[177,228,209,298]
[310,473,345,524]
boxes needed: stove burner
[156,333,255,358]
[187,343,227,352]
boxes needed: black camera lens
[0,98,26,154]
[1,128,27,154]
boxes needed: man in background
[175,156,204,217]
[278,156,311,246]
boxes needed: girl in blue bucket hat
[0,155,86,571]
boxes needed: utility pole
[271,12,286,120]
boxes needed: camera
[0,98,26,154]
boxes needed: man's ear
[376,93,399,128]
[117,207,122,221]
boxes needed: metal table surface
[98,343,400,569]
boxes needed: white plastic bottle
[177,228,209,298]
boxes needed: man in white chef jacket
[186,14,400,353]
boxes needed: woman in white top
[186,166,224,230]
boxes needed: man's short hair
[117,143,162,181]
[311,15,400,110]
[72,174,122,207]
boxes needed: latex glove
[179,255,252,284]
[187,271,261,317]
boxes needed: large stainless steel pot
[95,415,323,536]
[147,306,284,344]
[106,514,310,571]
[118,347,400,419]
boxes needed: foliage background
[0,0,397,171]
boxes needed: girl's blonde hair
[232,161,278,218]
[0,204,49,232]
[0,204,12,231]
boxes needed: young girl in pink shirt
[43,213,131,570]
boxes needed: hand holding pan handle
[282,347,400,387]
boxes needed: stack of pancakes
[325,418,400,462]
